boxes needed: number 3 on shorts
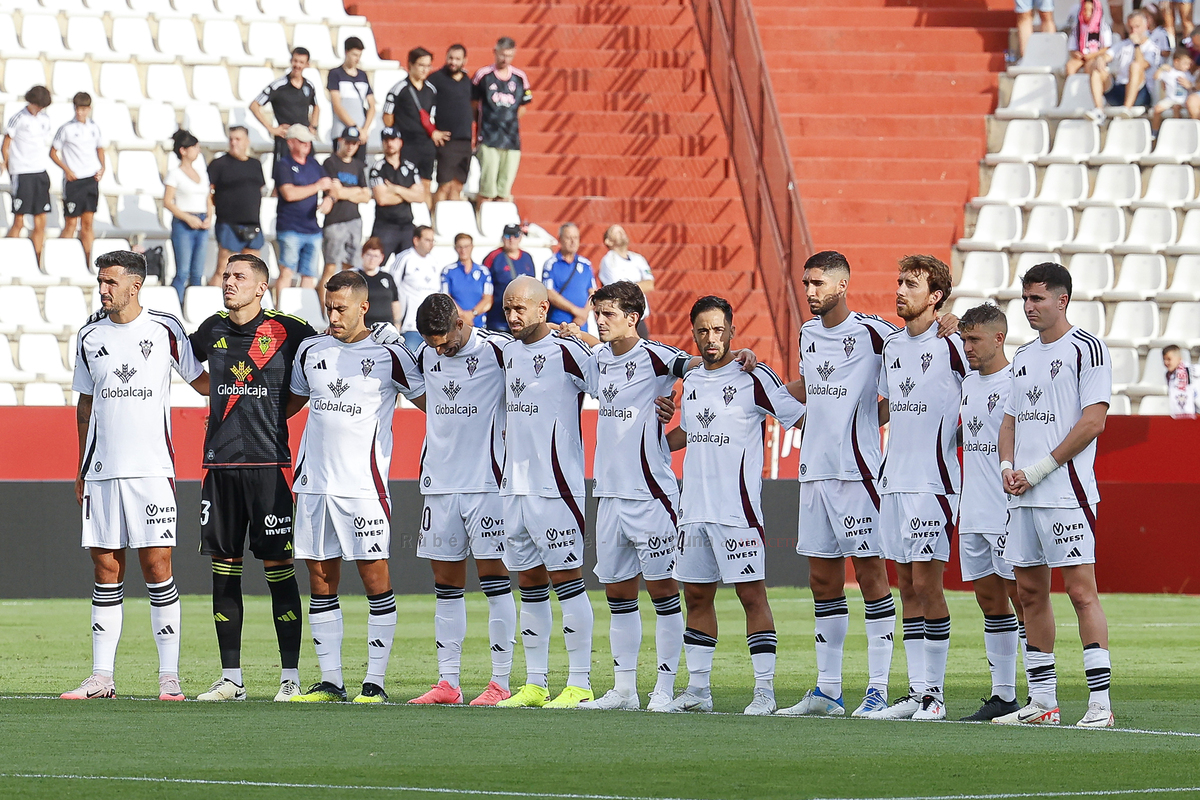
[200,500,211,526]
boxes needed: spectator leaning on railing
[472,37,532,206]
[428,44,474,204]
[2,85,53,262]
[164,128,214,302]
[251,47,320,164]
[50,91,106,267]
[327,37,375,148]
[207,126,266,285]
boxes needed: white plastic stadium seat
[953,252,1008,298]
[0,383,16,405]
[183,286,224,328]
[1038,119,1100,164]
[1104,301,1159,348]
[1104,254,1167,301]
[140,286,186,320]
[1009,204,1073,252]
[957,206,1021,251]
[1091,119,1152,164]
[1142,119,1200,165]
[43,285,90,331]
[1109,347,1139,393]
[971,163,1035,207]
[91,100,150,151]
[984,120,1049,164]
[65,17,123,64]
[247,22,292,68]
[1126,347,1167,397]
[110,18,173,64]
[135,101,181,145]
[1137,395,1170,414]
[201,20,261,67]
[42,239,95,287]
[1009,32,1068,75]
[128,0,188,16]
[333,27,393,69]
[191,65,237,110]
[0,16,37,60]
[1079,164,1140,208]
[156,18,221,66]
[22,382,67,405]
[0,286,62,335]
[1111,208,1176,255]
[412,202,433,229]
[434,201,484,243]
[1004,299,1037,345]
[291,24,340,69]
[1065,300,1106,336]
[216,0,263,17]
[1060,206,1126,253]
[995,74,1057,119]
[237,67,277,103]
[227,106,275,151]
[51,62,96,101]
[1152,302,1200,349]
[173,0,230,19]
[18,334,74,382]
[1160,254,1200,301]
[20,13,80,62]
[184,102,229,149]
[0,335,36,383]
[1046,73,1097,119]
[1108,395,1132,415]
[479,201,521,239]
[1132,164,1195,209]
[306,0,368,25]
[278,287,323,325]
[259,0,308,21]
[97,63,148,108]
[116,195,169,235]
[0,240,57,287]
[84,0,140,16]
[2,60,48,97]
[147,65,193,110]
[1065,253,1115,300]
[1029,163,1087,207]
[115,151,165,198]
[995,252,1059,300]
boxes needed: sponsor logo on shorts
[545,527,577,549]
[1052,521,1086,545]
[842,514,872,538]
[354,515,387,538]
[908,517,943,538]
[646,534,672,559]
[145,503,176,525]
[264,513,292,535]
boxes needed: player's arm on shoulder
[786,376,805,404]
[75,394,93,505]
[285,392,309,418]
[189,369,210,397]
[666,425,687,451]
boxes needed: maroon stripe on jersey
[489,341,504,368]
[79,430,98,477]
[750,372,775,416]
[369,430,391,521]
[549,427,586,534]
[388,347,412,389]
[737,453,764,536]
[149,315,181,363]
[163,415,175,466]
[935,493,956,536]
[645,346,670,377]
[935,427,954,494]
[866,323,886,356]
[168,477,175,494]
[489,419,503,486]
[558,342,586,382]
[639,436,678,528]
[1067,461,1097,534]
[1074,343,1084,383]
[946,337,966,378]
[849,414,881,511]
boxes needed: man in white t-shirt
[50,92,107,265]
[997,262,1114,729]
[1090,10,1159,115]
[285,270,426,704]
[2,85,54,261]
[598,225,655,337]
[392,225,440,351]
[62,250,208,702]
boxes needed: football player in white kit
[665,296,805,716]
[285,271,427,703]
[407,292,518,707]
[494,276,597,709]
[996,262,1114,728]
[62,250,208,701]
[870,255,968,721]
[956,303,1026,722]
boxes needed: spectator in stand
[1145,3,1174,61]
[392,225,440,350]
[1152,49,1194,133]
[441,233,493,326]
[274,124,330,305]
[481,222,536,332]
[327,37,375,147]
[1163,345,1200,418]
[2,85,53,261]
[1066,0,1112,79]
[472,37,532,206]
[50,92,106,265]
[318,126,370,308]
[207,126,266,286]
[369,127,426,260]
[1016,0,1057,60]
[251,48,320,164]
[164,129,214,302]
[598,224,655,338]
[1089,10,1160,119]
[356,237,401,329]
[383,48,448,207]
[1163,0,1195,44]
[541,222,595,330]
[428,44,474,204]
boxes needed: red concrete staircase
[352,0,783,364]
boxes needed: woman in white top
[598,223,655,337]
[165,129,215,301]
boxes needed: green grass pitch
[2,588,1199,800]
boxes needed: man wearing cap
[318,127,370,308]
[252,47,320,164]
[369,127,426,261]
[481,222,535,332]
[274,124,330,307]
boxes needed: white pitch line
[810,788,1200,800]
[0,773,699,800]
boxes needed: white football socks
[308,594,344,688]
[863,594,896,694]
[147,578,181,677]
[984,613,1019,703]
[652,594,684,697]
[923,615,951,700]
[518,583,551,688]
[365,590,397,689]
[608,596,641,695]
[433,584,466,688]
[91,582,123,678]
[902,616,926,695]
[555,578,593,690]
[682,628,716,696]
[814,596,849,698]
[480,576,516,691]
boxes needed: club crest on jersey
[1050,359,1062,379]
[231,361,253,383]
[328,378,350,398]
[625,361,637,381]
[510,377,527,398]
[921,352,933,373]
[967,416,983,437]
[899,376,916,398]
[988,392,1000,412]
[1026,385,1043,405]
[139,339,153,359]
[843,336,856,357]
[816,360,836,381]
[465,355,479,377]
[443,380,462,400]
[532,353,546,376]
[696,407,716,428]
[360,358,375,377]
[256,334,273,356]
[113,364,137,384]
[602,384,619,403]
[722,385,737,405]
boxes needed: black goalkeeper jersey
[190,309,317,468]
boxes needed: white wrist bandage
[1021,455,1059,487]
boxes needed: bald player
[494,276,598,708]
[285,270,427,703]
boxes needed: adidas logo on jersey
[891,358,901,369]
[312,359,327,370]
[430,362,442,372]
[687,390,696,400]
[94,346,109,358]
[739,564,755,575]
[1015,366,1027,376]
[805,342,816,354]
[213,338,227,350]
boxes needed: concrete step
[352,2,692,25]
[516,173,740,198]
[774,92,996,115]
[568,222,751,246]
[794,178,971,205]
[522,110,723,136]
[520,153,729,180]
[759,6,1016,26]
[521,131,726,158]
[519,67,707,94]
[371,23,699,53]
[802,198,966,226]
[787,136,983,161]
[808,222,961,247]
[763,51,1004,72]
[781,114,983,139]
[768,70,998,95]
[517,195,747,224]
[758,26,1008,52]
[521,48,703,69]
[755,0,1011,10]
[532,91,715,113]
[790,157,978,185]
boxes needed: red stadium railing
[690,0,813,380]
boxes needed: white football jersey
[960,366,1012,535]
[585,339,689,501]
[414,327,510,494]
[1166,364,1200,418]
[1005,327,1111,509]
[289,336,425,503]
[797,312,897,483]
[73,309,203,480]
[500,333,592,499]
[679,361,805,528]
[878,325,968,495]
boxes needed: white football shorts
[294,493,390,561]
[959,531,1015,581]
[797,478,883,559]
[594,496,678,583]
[880,492,957,564]
[1004,505,1097,569]
[417,492,507,561]
[81,477,178,550]
[673,522,765,585]
[502,494,586,572]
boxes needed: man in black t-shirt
[472,37,532,203]
[189,253,317,703]
[207,126,267,286]
[357,236,401,328]
[428,44,474,204]
[369,128,426,259]
[251,47,321,163]
[382,47,448,204]
[318,127,370,308]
